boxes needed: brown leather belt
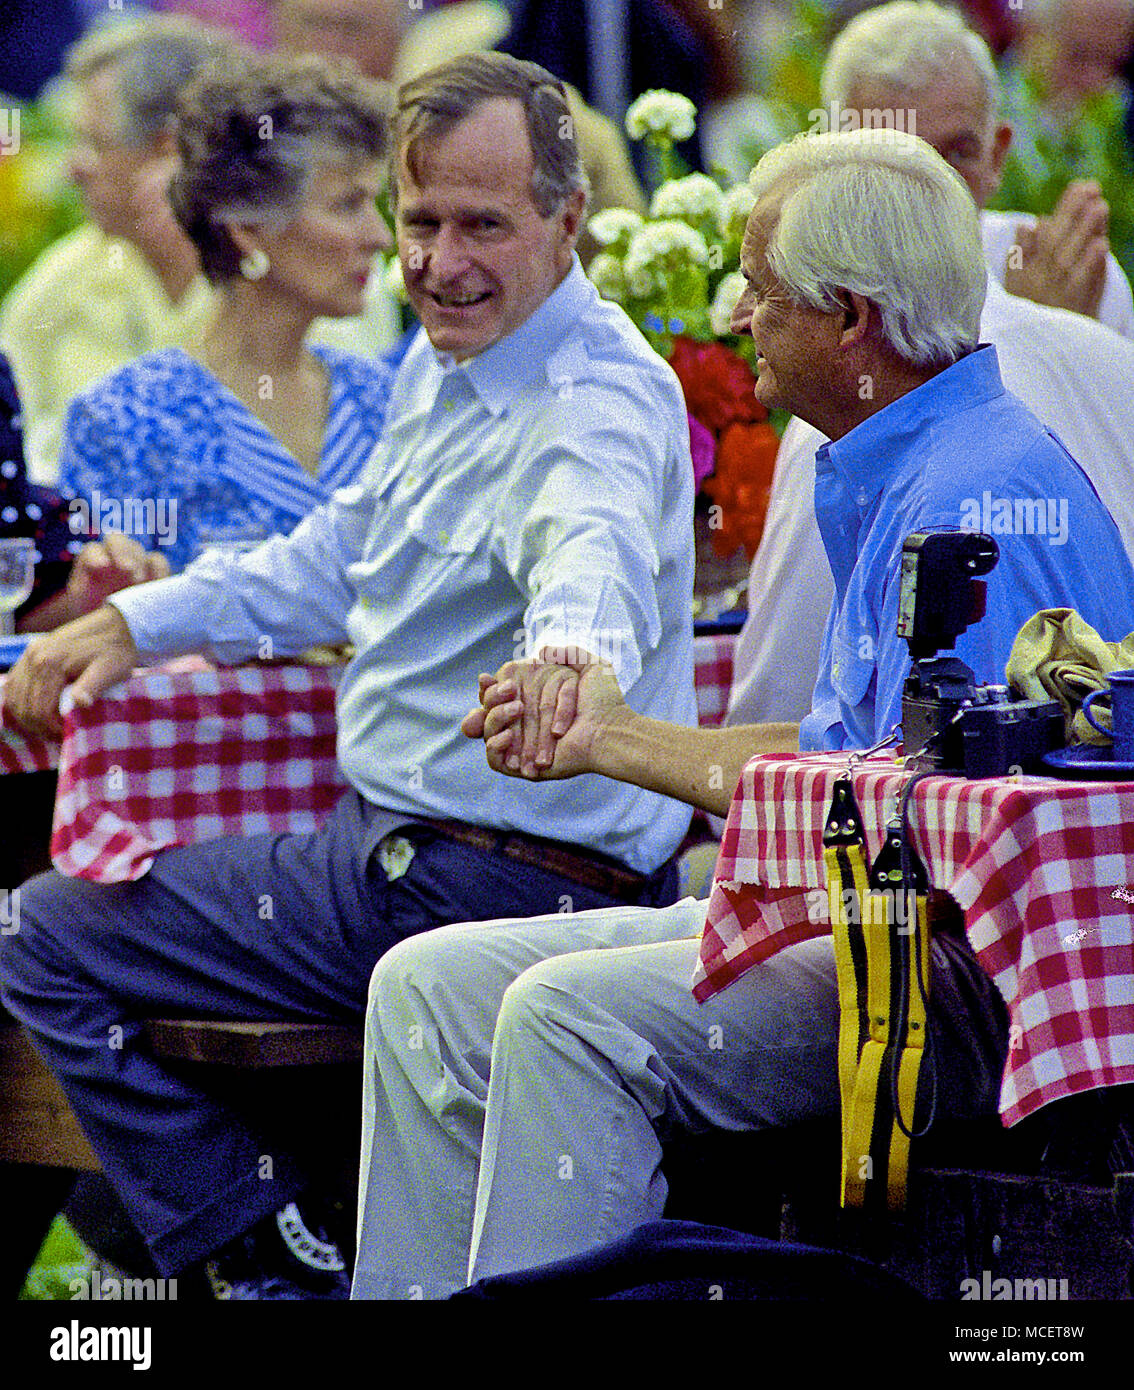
[419,817,655,901]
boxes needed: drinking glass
[0,537,35,635]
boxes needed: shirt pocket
[404,484,487,557]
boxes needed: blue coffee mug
[1082,668,1134,762]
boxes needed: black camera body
[897,531,1064,777]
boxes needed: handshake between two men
[463,649,799,821]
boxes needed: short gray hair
[822,3,1000,133]
[391,51,589,217]
[65,15,233,146]
[749,128,986,367]
[170,52,390,282]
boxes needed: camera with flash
[897,530,1063,777]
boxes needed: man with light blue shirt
[798,341,1129,751]
[0,54,695,1299]
[351,128,1134,1297]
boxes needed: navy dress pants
[0,791,678,1274]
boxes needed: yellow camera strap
[824,780,932,1212]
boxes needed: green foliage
[0,99,85,304]
[18,1215,94,1301]
[991,69,1134,283]
[737,0,831,170]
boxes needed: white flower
[385,255,407,303]
[710,271,748,335]
[378,836,416,882]
[625,220,709,271]
[649,173,725,224]
[587,252,627,301]
[719,183,757,236]
[625,89,697,144]
[587,208,644,247]
[627,265,657,298]
[623,220,708,299]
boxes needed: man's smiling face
[395,97,582,361]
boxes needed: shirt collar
[818,343,1005,506]
[421,255,593,416]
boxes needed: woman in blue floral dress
[59,51,397,573]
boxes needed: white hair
[748,129,986,367]
[821,3,1000,132]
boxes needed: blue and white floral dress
[58,345,394,572]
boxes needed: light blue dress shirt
[111,259,697,874]
[800,344,1134,752]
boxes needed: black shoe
[204,1200,351,1301]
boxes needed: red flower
[701,420,780,560]
[668,336,767,433]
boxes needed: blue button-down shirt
[801,344,1134,751]
[111,259,697,873]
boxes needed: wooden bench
[0,1021,100,1172]
[0,1013,362,1295]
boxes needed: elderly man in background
[269,0,404,78]
[819,0,1133,334]
[350,127,1134,1298]
[0,17,226,483]
[731,1,1134,727]
[0,52,695,1301]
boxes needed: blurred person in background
[820,1,1134,333]
[269,0,409,353]
[270,0,406,78]
[1000,0,1134,276]
[273,0,649,260]
[150,0,275,49]
[0,17,229,485]
[1011,0,1134,116]
[57,51,395,574]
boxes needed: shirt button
[855,489,869,506]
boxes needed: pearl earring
[239,248,270,281]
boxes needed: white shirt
[728,274,1134,726]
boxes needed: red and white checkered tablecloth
[695,751,1134,1125]
[692,632,734,727]
[0,675,59,775]
[51,664,346,883]
[5,636,732,885]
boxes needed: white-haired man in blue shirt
[349,127,1134,1298]
[0,52,696,1299]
